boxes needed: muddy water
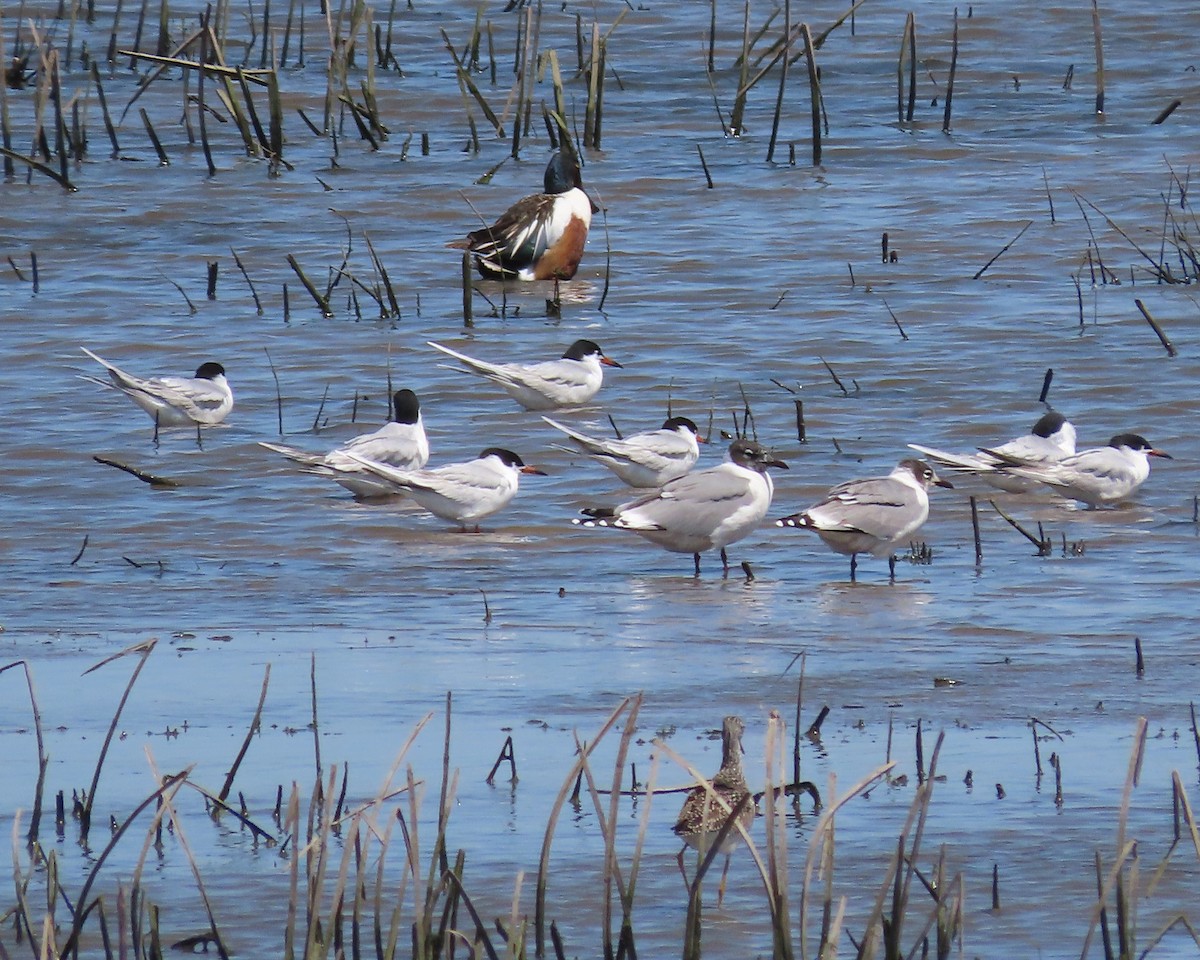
[2,0,1200,956]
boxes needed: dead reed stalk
[79,638,158,843]
[941,9,958,133]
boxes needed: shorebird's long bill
[520,465,548,476]
[600,355,623,368]
[1149,449,1173,459]
[935,477,955,488]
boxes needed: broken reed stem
[90,62,121,156]
[988,499,1050,554]
[729,1,751,136]
[897,12,915,123]
[800,21,821,166]
[1042,166,1057,222]
[1134,299,1177,357]
[264,346,284,434]
[231,248,264,315]
[1039,367,1054,402]
[1152,99,1181,125]
[973,220,1033,280]
[765,1,791,165]
[93,455,178,487]
[790,658,806,789]
[883,298,908,339]
[696,143,713,188]
[461,251,474,326]
[970,496,982,565]
[942,8,958,133]
[1091,0,1104,115]
[0,662,49,844]
[61,772,190,957]
[597,192,613,312]
[286,254,334,317]
[485,736,517,785]
[139,107,169,164]
[217,664,271,804]
[80,639,158,843]
[534,697,635,956]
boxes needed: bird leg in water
[850,553,858,582]
[720,548,729,570]
[692,552,701,576]
[888,554,897,581]
[717,853,734,908]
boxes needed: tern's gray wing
[805,477,920,538]
[991,434,1065,463]
[907,443,997,474]
[998,447,1129,488]
[140,375,228,418]
[505,358,588,393]
[259,441,325,467]
[337,423,428,468]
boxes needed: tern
[259,389,429,498]
[80,347,233,433]
[342,447,545,531]
[428,339,621,411]
[673,715,754,907]
[777,458,953,581]
[576,438,788,575]
[908,410,1077,493]
[542,414,702,488]
[980,433,1170,508]
[449,150,593,281]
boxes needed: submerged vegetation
[3,645,1200,957]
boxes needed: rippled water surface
[3,0,1200,956]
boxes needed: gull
[449,150,593,281]
[80,347,233,434]
[576,438,788,575]
[542,414,702,488]
[777,459,953,581]
[259,389,429,498]
[980,433,1170,508]
[908,410,1077,493]
[673,715,755,907]
[428,339,621,411]
[342,447,545,531]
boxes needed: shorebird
[259,389,429,498]
[981,433,1170,508]
[542,414,702,488]
[777,458,953,581]
[673,716,755,906]
[428,339,621,411]
[80,347,233,440]
[450,150,593,281]
[908,410,1077,493]
[342,447,544,531]
[576,439,787,575]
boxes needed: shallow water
[2,0,1200,956]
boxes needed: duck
[450,150,593,281]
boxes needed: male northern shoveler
[451,151,593,281]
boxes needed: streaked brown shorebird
[672,715,755,905]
